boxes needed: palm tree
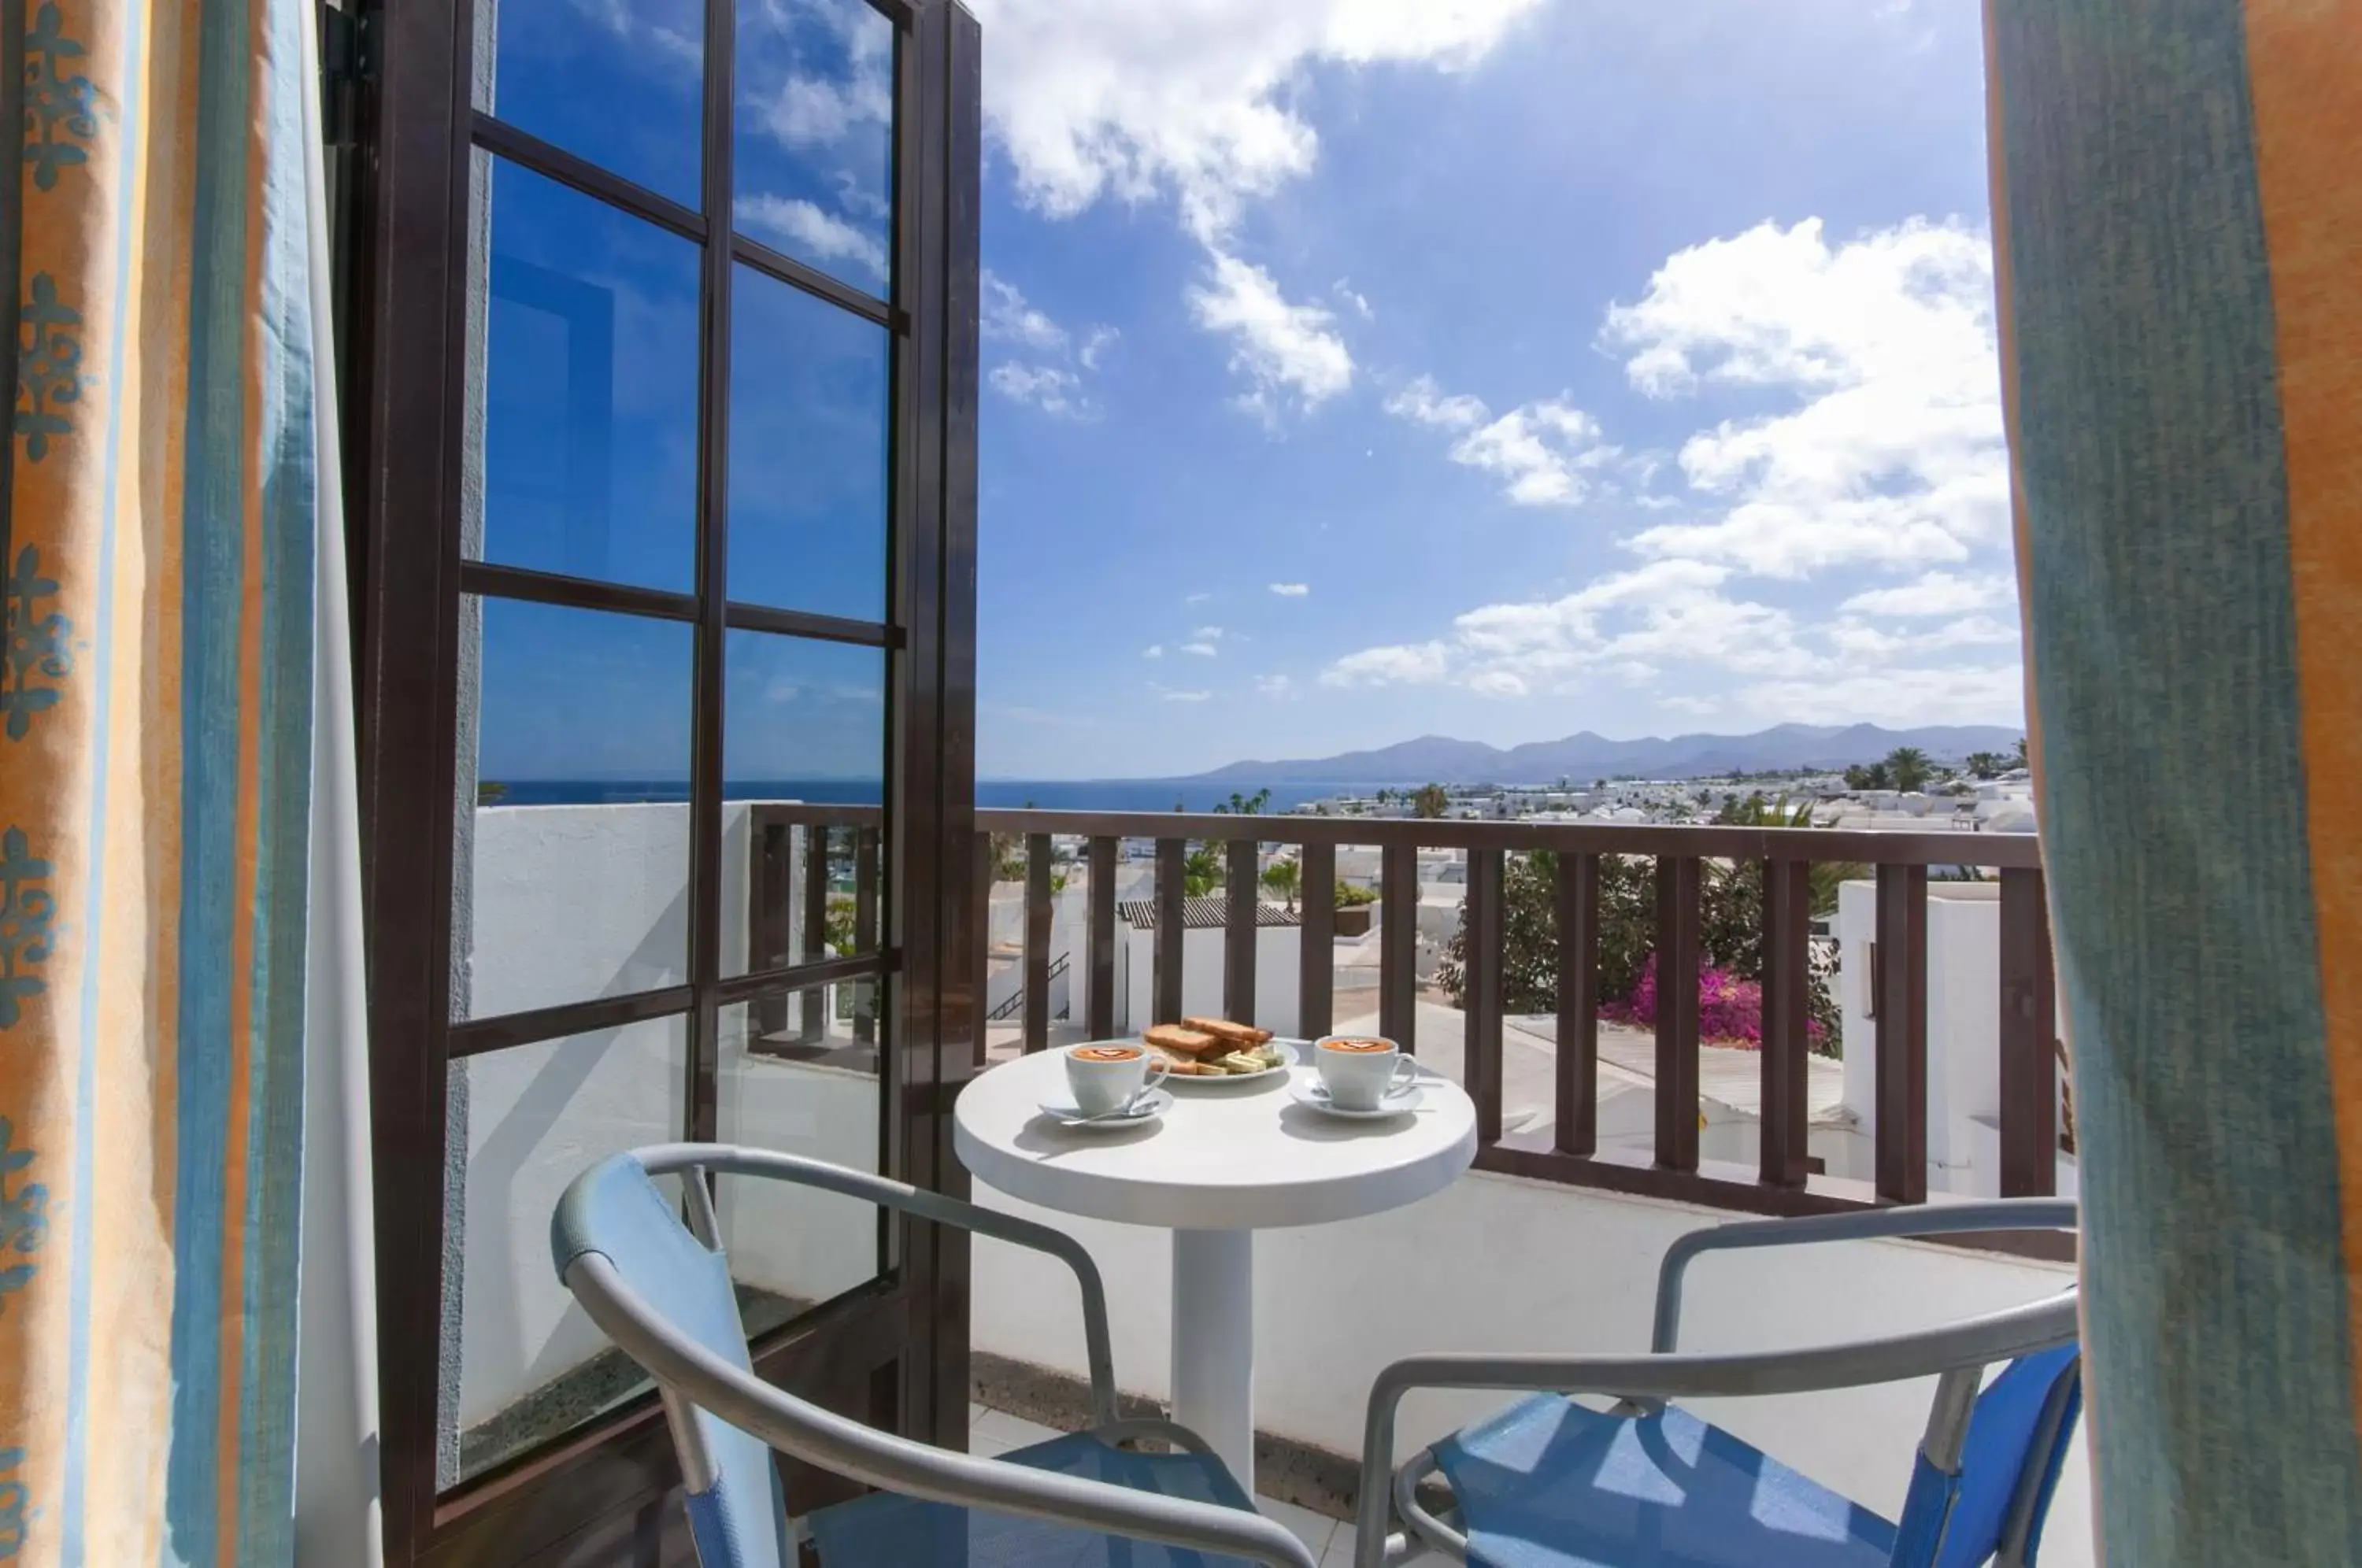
[1883,746,1933,793]
[2012,736,2029,771]
[1964,750,2008,780]
[1412,782,1449,818]
[1261,859,1301,912]
[1183,844,1223,897]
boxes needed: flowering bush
[1601,955,1829,1048]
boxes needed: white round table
[953,1050,1477,1490]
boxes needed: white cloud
[1188,253,1353,417]
[1194,625,1224,639]
[1186,592,1212,605]
[1385,376,1620,506]
[1319,557,2024,724]
[1334,279,1374,320]
[1255,674,1296,697]
[1599,217,2007,575]
[989,361,1087,417]
[735,195,887,281]
[754,69,890,148]
[983,270,1069,349]
[1268,582,1309,597]
[1180,641,1220,657]
[1155,685,1213,703]
[967,0,1543,242]
[1143,644,1164,659]
[1840,570,2016,617]
[982,272,1117,418]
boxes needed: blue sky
[468,0,2020,785]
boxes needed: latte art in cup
[1063,1041,1168,1115]
[1312,1034,1417,1110]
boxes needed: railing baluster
[1759,857,1812,1187]
[1998,867,2057,1196]
[1467,848,1505,1146]
[1087,838,1117,1039]
[1155,838,1185,1025]
[853,827,879,1044]
[1298,841,1335,1039]
[1655,856,1701,1171]
[800,827,832,1045]
[1225,839,1258,1024]
[1555,852,1599,1157]
[750,812,790,1037]
[1875,862,1930,1204]
[1381,839,1417,1052]
[972,832,991,1067]
[1024,833,1053,1053]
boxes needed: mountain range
[1185,723,2023,786]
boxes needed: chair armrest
[568,1254,1316,1568]
[1352,1289,2077,1566]
[632,1142,1119,1425]
[1651,1198,2078,1352]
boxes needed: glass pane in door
[734,0,895,291]
[472,0,705,205]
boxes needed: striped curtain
[2,0,374,1562]
[1987,2,2362,1562]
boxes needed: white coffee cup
[1313,1035,1417,1111]
[1064,1043,1168,1116]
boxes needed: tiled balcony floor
[968,1403,1448,1568]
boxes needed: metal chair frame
[555,1143,1318,1568]
[1352,1200,2082,1568]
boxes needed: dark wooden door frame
[346,0,980,1560]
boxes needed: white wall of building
[1119,923,1305,1035]
[971,1171,2090,1563]
[1831,880,2075,1196]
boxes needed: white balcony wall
[972,1172,2091,1565]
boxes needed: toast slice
[1143,1023,1223,1058]
[1182,1016,1274,1048]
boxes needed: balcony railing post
[1999,867,2058,1196]
[800,826,831,1044]
[1555,852,1599,1157]
[1655,856,1701,1171]
[1467,847,1505,1146]
[1225,838,1258,1024]
[1381,839,1417,1052]
[1024,834,1053,1053]
[1087,837,1117,1039]
[1875,862,1930,1204]
[1298,841,1335,1039]
[1759,856,1812,1187]
[1154,838,1185,1025]
[853,827,879,1045]
[972,832,991,1067]
[750,811,790,1037]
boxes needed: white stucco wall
[970,1170,2091,1563]
[1119,923,1305,1035]
[1834,880,2075,1195]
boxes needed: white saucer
[1288,1075,1423,1120]
[1038,1087,1174,1129]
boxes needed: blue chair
[1354,1201,2082,1567]
[552,1143,1317,1567]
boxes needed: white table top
[953,1047,1478,1231]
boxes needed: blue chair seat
[1429,1396,1899,1568]
[805,1430,1270,1566]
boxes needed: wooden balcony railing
[746,802,2064,1238]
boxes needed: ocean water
[483,778,1361,813]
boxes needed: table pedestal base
[1170,1228,1255,1492]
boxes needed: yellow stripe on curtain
[4,0,327,1559]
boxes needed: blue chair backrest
[1890,1343,2082,1568]
[551,1153,787,1568]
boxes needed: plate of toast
[1138,1018,1304,1085]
